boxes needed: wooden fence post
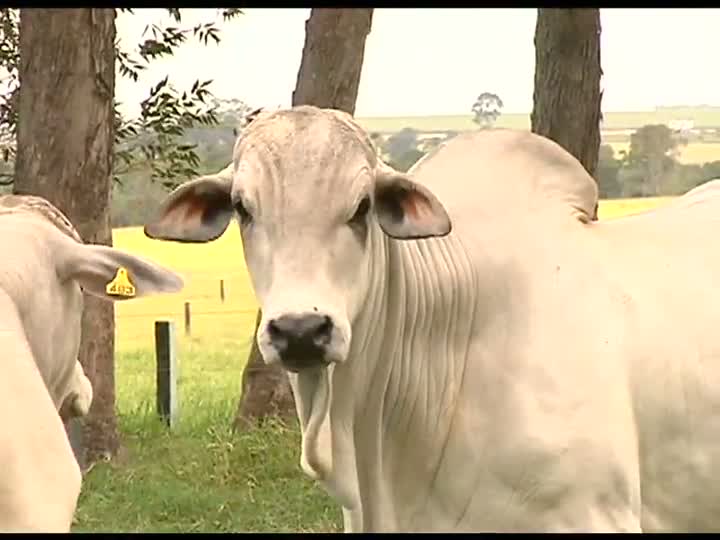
[220,279,225,303]
[65,418,85,471]
[155,320,178,428]
[184,301,191,336]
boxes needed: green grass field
[73,196,673,532]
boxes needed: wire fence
[111,276,262,348]
[116,308,256,320]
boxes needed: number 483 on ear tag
[106,267,136,297]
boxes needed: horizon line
[355,105,720,119]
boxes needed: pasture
[356,107,720,134]
[74,195,672,532]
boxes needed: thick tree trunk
[14,8,117,465]
[292,8,374,113]
[233,8,373,431]
[531,8,602,219]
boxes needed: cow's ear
[373,162,451,240]
[57,242,184,301]
[144,165,234,243]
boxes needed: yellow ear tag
[106,267,136,298]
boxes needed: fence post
[220,279,225,303]
[184,301,191,336]
[155,320,178,428]
[65,418,85,472]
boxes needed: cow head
[144,106,451,373]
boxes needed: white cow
[145,105,720,532]
[0,194,183,532]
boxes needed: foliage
[389,148,425,173]
[383,127,418,161]
[379,127,458,174]
[0,8,243,189]
[471,92,504,129]
[596,144,623,198]
[617,124,689,196]
[0,8,18,185]
[595,125,720,198]
[623,124,686,166]
[113,8,244,188]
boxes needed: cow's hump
[409,129,599,224]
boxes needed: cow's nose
[268,313,334,371]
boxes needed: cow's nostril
[268,319,281,339]
[268,314,333,341]
[314,315,333,344]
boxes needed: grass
[74,226,343,532]
[73,195,673,532]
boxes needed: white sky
[115,8,720,119]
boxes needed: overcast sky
[114,8,720,119]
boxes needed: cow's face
[144,106,451,373]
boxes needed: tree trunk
[233,8,373,431]
[14,8,118,466]
[292,8,374,113]
[531,8,602,219]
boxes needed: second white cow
[0,194,183,532]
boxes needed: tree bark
[292,8,374,113]
[14,8,118,465]
[531,8,602,219]
[233,8,374,431]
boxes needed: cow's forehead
[232,108,377,203]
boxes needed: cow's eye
[234,198,252,225]
[349,195,371,225]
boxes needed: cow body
[145,106,720,532]
[0,195,183,531]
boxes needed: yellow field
[112,225,258,353]
[112,196,674,355]
[608,142,720,165]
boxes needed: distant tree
[596,144,622,199]
[234,7,374,431]
[385,127,419,158]
[389,148,425,173]
[381,127,428,172]
[625,124,683,165]
[662,162,703,196]
[701,160,720,181]
[472,92,504,128]
[531,9,602,217]
[623,124,685,196]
